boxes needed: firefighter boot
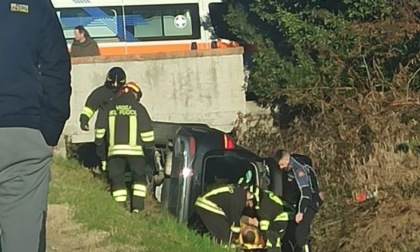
[132,196,145,212]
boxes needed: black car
[151,122,283,226]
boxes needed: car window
[202,155,257,191]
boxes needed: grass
[49,157,228,252]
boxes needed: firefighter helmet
[105,67,126,91]
[121,81,142,101]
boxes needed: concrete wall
[64,47,246,145]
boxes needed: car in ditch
[150,122,284,226]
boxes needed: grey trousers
[0,128,52,252]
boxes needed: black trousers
[265,221,289,251]
[196,207,237,244]
[108,156,147,210]
[282,207,317,252]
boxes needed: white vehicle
[51,0,240,55]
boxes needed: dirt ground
[46,204,138,252]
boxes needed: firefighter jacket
[195,184,248,234]
[283,155,321,214]
[94,92,155,157]
[255,189,295,235]
[80,85,116,124]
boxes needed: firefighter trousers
[108,156,147,211]
[282,207,317,252]
[265,221,288,251]
[196,207,238,244]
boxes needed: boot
[132,196,145,212]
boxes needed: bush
[232,91,420,252]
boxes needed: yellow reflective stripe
[129,115,137,146]
[112,189,127,197]
[114,196,127,202]
[266,240,273,248]
[230,225,240,233]
[109,150,144,156]
[133,184,147,191]
[111,145,143,151]
[276,237,281,247]
[133,191,146,197]
[195,197,226,216]
[101,161,107,171]
[133,183,147,197]
[95,128,106,138]
[268,191,284,205]
[196,197,221,209]
[260,220,270,230]
[112,189,127,202]
[109,115,116,147]
[202,186,234,198]
[274,212,294,222]
[140,131,155,142]
[81,106,94,118]
[108,145,144,156]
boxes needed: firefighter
[80,66,126,131]
[94,81,155,212]
[275,149,323,252]
[248,185,295,252]
[195,184,257,245]
[80,66,127,176]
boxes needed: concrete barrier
[54,47,246,156]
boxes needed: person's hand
[319,191,326,201]
[295,213,303,223]
[249,217,259,227]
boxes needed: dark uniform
[80,86,115,130]
[80,67,126,174]
[250,186,295,251]
[79,67,126,132]
[195,184,249,244]
[282,155,322,252]
[94,88,154,211]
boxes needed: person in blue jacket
[276,149,323,252]
[0,0,72,251]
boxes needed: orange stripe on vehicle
[68,42,242,56]
[97,42,241,56]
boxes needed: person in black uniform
[248,185,295,252]
[79,66,126,132]
[195,184,257,245]
[94,82,155,212]
[80,67,126,178]
[275,149,323,252]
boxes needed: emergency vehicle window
[56,7,121,42]
[124,4,200,41]
[203,156,257,191]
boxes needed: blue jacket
[283,155,321,214]
[0,0,72,146]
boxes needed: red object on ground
[355,192,367,203]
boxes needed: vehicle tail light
[189,137,195,156]
[223,134,235,150]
